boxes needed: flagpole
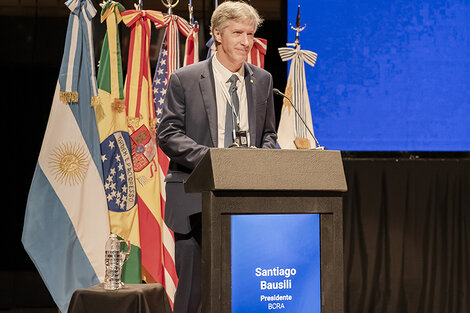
[162,0,180,14]
[289,5,306,48]
[188,0,195,26]
[277,5,319,150]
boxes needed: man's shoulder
[245,62,272,79]
[172,59,211,79]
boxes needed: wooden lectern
[184,148,347,313]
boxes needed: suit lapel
[244,63,257,147]
[199,59,218,147]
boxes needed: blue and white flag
[277,45,318,149]
[22,1,110,312]
[58,0,99,106]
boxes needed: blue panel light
[231,214,321,313]
[286,0,470,151]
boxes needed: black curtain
[342,158,470,313]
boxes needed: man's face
[213,18,256,71]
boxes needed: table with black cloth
[68,283,172,313]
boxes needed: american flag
[277,45,318,149]
[154,35,168,127]
[152,17,199,306]
[153,30,177,306]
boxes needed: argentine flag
[22,1,110,312]
[277,44,318,149]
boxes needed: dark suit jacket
[157,58,277,234]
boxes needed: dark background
[1,0,469,312]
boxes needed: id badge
[235,130,248,147]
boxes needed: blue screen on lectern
[231,214,321,313]
[286,0,470,151]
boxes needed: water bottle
[104,233,122,290]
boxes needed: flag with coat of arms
[22,0,110,312]
[94,0,142,283]
[120,7,181,307]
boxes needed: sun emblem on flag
[48,142,90,186]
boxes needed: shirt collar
[212,52,245,84]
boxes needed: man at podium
[157,2,277,312]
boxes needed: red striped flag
[183,24,199,66]
[121,9,180,308]
[247,37,267,68]
[206,36,266,68]
[152,35,178,306]
[155,15,195,78]
[152,13,199,307]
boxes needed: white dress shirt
[212,53,250,147]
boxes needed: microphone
[273,88,325,150]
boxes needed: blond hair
[210,1,263,35]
